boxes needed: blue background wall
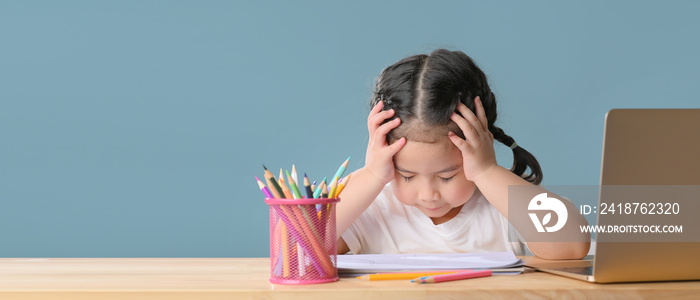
[2,0,698,257]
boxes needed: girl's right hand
[365,101,407,185]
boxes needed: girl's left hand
[447,96,498,182]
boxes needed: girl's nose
[417,180,440,202]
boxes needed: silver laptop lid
[594,109,700,283]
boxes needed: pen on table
[262,165,284,198]
[255,176,274,199]
[357,270,473,281]
[411,270,492,284]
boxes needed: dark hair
[371,49,543,184]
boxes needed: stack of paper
[337,251,524,275]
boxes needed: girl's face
[391,138,476,225]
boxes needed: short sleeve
[340,227,362,254]
[507,221,532,256]
[338,185,394,254]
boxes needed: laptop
[530,109,700,283]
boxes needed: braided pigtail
[490,125,543,185]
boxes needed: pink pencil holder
[265,197,340,284]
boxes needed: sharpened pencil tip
[262,164,268,170]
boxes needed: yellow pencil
[334,173,352,198]
[328,176,339,199]
[357,270,472,281]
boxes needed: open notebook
[337,251,524,275]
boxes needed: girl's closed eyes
[395,164,462,183]
[439,175,455,182]
[398,173,457,182]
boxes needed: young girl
[336,49,590,259]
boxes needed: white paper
[337,251,523,273]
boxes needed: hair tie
[510,141,519,150]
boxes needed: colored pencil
[312,177,327,198]
[291,165,298,187]
[278,205,334,275]
[358,270,473,281]
[280,169,320,248]
[277,169,294,199]
[316,180,328,219]
[255,176,274,198]
[296,243,305,277]
[286,170,302,199]
[272,206,328,276]
[411,270,492,284]
[263,165,284,198]
[281,170,320,243]
[328,176,339,199]
[333,156,350,182]
[334,173,352,198]
[303,173,313,198]
[299,203,321,240]
[281,223,290,277]
[273,249,283,276]
[320,181,329,199]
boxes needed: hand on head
[447,96,498,181]
[365,101,406,184]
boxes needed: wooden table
[1,257,699,299]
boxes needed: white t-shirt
[340,183,529,255]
